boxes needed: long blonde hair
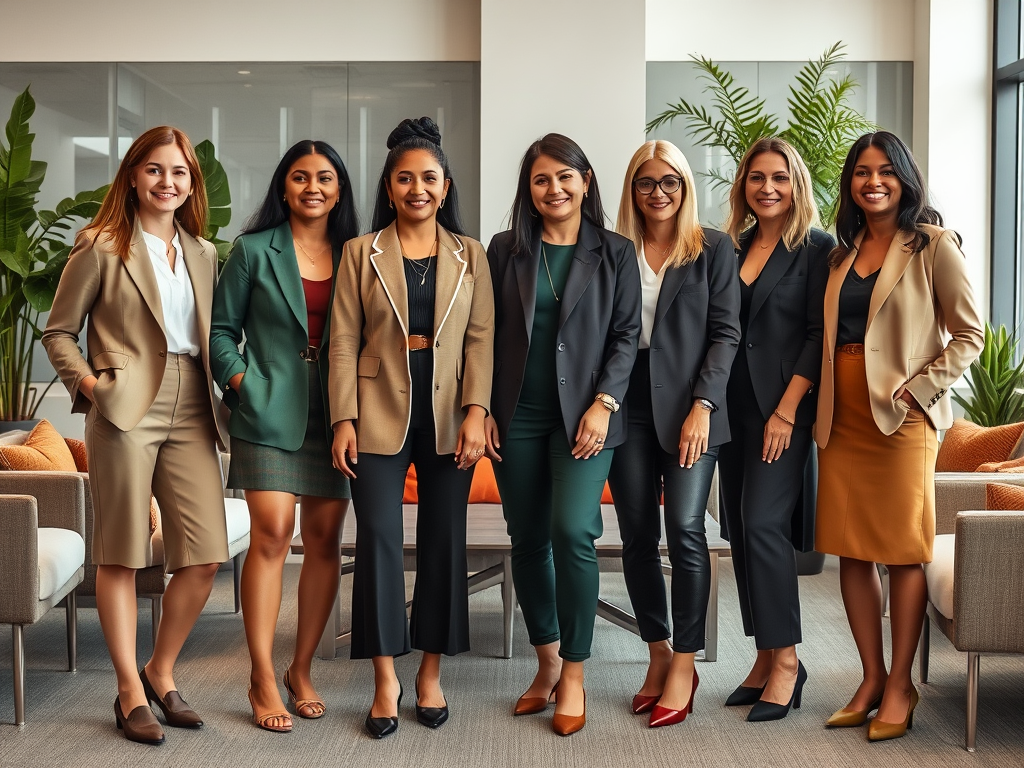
[616,140,704,267]
[725,137,818,250]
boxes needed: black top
[738,273,758,329]
[403,256,436,337]
[836,266,879,346]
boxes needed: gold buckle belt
[299,346,320,362]
[408,335,433,351]
[838,343,864,355]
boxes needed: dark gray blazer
[487,218,641,449]
[735,226,833,427]
[635,227,741,453]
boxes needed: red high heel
[631,693,659,715]
[649,670,699,728]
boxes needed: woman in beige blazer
[815,131,983,742]
[42,127,229,746]
[330,117,493,739]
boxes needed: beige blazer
[329,222,494,455]
[42,221,229,448]
[816,224,983,447]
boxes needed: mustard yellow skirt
[815,349,936,564]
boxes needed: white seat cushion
[37,528,85,600]
[924,533,956,619]
[224,497,251,546]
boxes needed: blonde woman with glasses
[717,137,833,721]
[607,140,740,728]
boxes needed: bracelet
[694,398,715,412]
[773,409,795,426]
[595,392,620,413]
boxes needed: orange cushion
[403,464,419,504]
[936,420,1024,472]
[985,482,1024,511]
[977,456,1024,473]
[468,458,502,503]
[0,420,77,471]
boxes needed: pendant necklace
[404,237,438,285]
[542,244,561,302]
[295,240,330,266]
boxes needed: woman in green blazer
[210,140,359,732]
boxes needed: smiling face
[387,148,450,226]
[744,151,793,225]
[632,158,683,232]
[529,153,590,227]
[851,144,902,219]
[283,151,340,224]
[132,142,192,219]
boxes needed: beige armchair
[0,475,86,725]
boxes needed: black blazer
[734,226,833,427]
[487,218,641,449]
[635,227,741,452]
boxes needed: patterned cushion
[1011,427,1024,460]
[936,420,1024,472]
[977,456,1024,472]
[0,420,77,472]
[986,482,1024,511]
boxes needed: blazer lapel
[122,220,166,336]
[513,229,541,342]
[865,230,915,334]
[434,225,467,339]
[267,222,307,334]
[652,251,696,331]
[177,224,212,341]
[368,223,409,335]
[558,218,601,329]
[749,237,798,323]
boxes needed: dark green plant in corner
[952,323,1024,427]
[195,139,232,262]
[0,86,109,420]
[647,42,876,225]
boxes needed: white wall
[479,0,647,239]
[1,0,481,62]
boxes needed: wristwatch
[694,397,715,412]
[595,392,620,413]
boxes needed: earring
[584,191,588,199]
[388,199,393,209]
[439,197,446,210]
[529,207,538,218]
[283,195,287,202]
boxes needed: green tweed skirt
[227,363,351,499]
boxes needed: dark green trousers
[494,424,613,661]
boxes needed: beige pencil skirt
[85,353,229,572]
[815,349,937,565]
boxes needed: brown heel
[114,696,165,745]
[551,688,586,736]
[514,680,559,716]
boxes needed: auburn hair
[84,126,208,260]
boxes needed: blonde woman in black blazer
[607,140,740,728]
[718,137,831,721]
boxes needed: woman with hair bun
[330,117,494,739]
[210,139,359,732]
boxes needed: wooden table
[291,504,731,662]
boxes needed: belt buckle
[408,335,431,351]
[300,346,320,363]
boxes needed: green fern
[951,324,1024,427]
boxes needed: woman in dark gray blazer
[717,137,832,721]
[607,140,740,728]
[484,134,641,736]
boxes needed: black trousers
[718,407,810,650]
[607,354,717,653]
[349,423,474,659]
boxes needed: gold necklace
[294,239,330,266]
[645,239,671,256]
[541,244,561,302]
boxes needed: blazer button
[559,378,566,385]
[558,343,566,351]
[746,343,753,349]
[435,341,440,348]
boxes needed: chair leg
[501,554,514,659]
[966,651,979,752]
[66,589,78,673]
[704,552,719,662]
[151,595,162,647]
[13,625,25,726]
[233,552,244,614]
[918,614,930,684]
[877,563,890,617]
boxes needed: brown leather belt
[838,343,864,355]
[408,335,433,351]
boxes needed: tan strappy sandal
[248,688,292,732]
[283,670,326,719]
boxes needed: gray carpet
[1,557,1022,767]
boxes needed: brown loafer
[140,668,203,728]
[114,696,165,745]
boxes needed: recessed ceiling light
[238,70,251,75]
[244,83,252,88]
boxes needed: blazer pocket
[776,276,805,286]
[91,351,129,371]
[677,283,709,295]
[358,355,381,378]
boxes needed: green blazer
[210,222,339,451]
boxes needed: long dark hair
[831,131,942,267]
[369,117,465,235]
[243,140,359,248]
[509,133,607,258]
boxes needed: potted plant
[0,86,108,426]
[952,323,1024,427]
[647,42,876,226]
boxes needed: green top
[509,242,574,435]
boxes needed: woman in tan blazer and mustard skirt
[330,117,494,739]
[42,127,230,746]
[815,131,983,742]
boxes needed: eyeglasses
[633,175,682,195]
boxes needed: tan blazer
[816,224,983,447]
[42,221,228,448]
[329,222,494,455]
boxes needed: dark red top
[302,277,332,348]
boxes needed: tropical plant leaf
[955,323,1024,427]
[195,140,231,239]
[0,87,36,187]
[23,274,55,312]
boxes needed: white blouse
[637,244,667,350]
[141,229,200,356]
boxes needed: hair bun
[386,117,441,150]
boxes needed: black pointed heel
[724,683,766,707]
[414,677,449,729]
[365,683,403,739]
[747,661,807,722]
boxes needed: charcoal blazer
[736,226,833,427]
[209,222,337,451]
[635,227,741,452]
[488,218,642,449]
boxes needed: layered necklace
[295,239,330,266]
[402,237,438,286]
